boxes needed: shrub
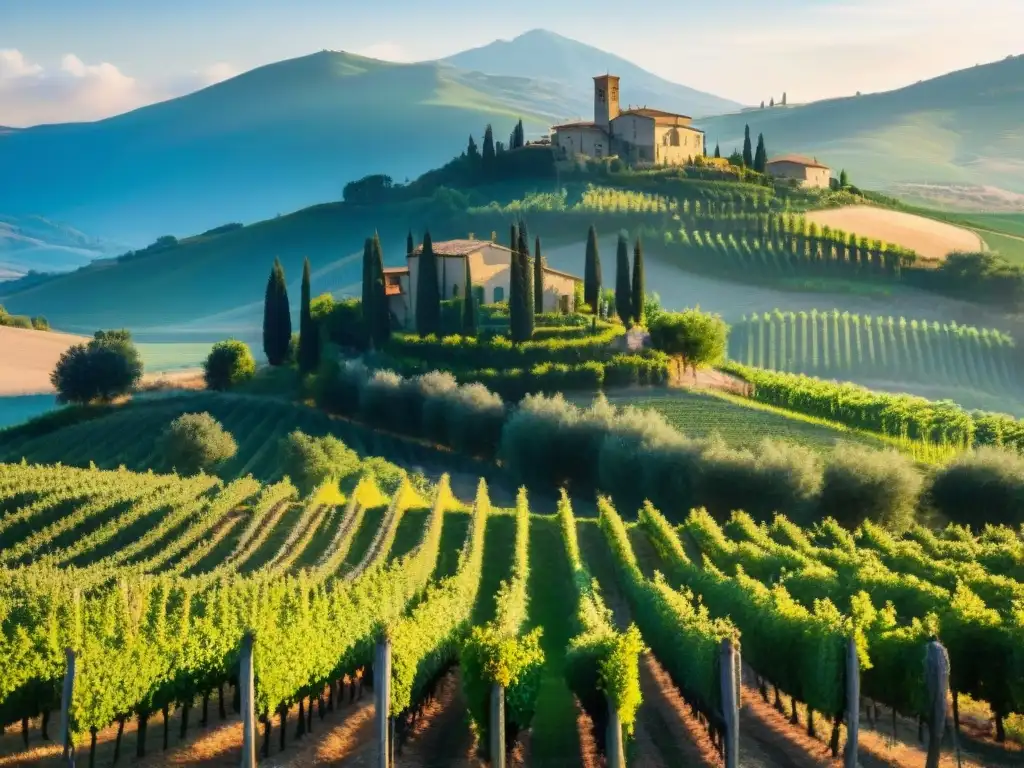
[406,370,458,439]
[203,340,256,390]
[314,354,370,416]
[50,330,144,404]
[603,353,670,388]
[443,383,506,460]
[279,430,360,495]
[159,412,238,475]
[31,316,49,331]
[359,369,405,432]
[817,444,921,532]
[360,456,408,496]
[500,393,579,490]
[928,447,1024,528]
[649,309,729,377]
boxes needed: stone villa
[765,154,832,189]
[384,238,581,328]
[551,75,705,166]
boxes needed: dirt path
[394,670,480,768]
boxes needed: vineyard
[728,309,1021,399]
[2,457,1022,768]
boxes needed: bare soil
[805,205,983,262]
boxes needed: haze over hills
[0,51,559,244]
[696,54,1024,195]
[0,215,122,281]
[442,29,742,119]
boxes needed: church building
[551,75,705,166]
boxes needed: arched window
[493,286,504,302]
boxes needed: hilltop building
[384,238,581,328]
[765,154,832,189]
[551,75,705,166]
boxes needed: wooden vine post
[605,697,625,768]
[375,633,392,768]
[58,647,76,767]
[489,684,505,768]
[844,636,860,768]
[719,637,740,768]
[238,633,256,768]
[925,640,950,768]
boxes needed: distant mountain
[0,215,121,281]
[0,51,563,243]
[696,55,1024,194]
[443,29,742,120]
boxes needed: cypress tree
[742,124,753,167]
[631,237,645,326]
[462,255,476,335]
[533,236,544,314]
[754,133,768,173]
[583,225,602,313]
[508,223,522,337]
[361,238,374,322]
[714,143,721,159]
[482,125,496,169]
[298,257,319,373]
[406,231,414,258]
[614,233,632,325]
[370,234,390,349]
[770,97,775,107]
[518,227,534,339]
[263,258,291,366]
[782,92,787,105]
[415,231,441,336]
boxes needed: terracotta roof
[382,266,409,275]
[617,108,692,124]
[552,120,603,131]
[385,284,403,296]
[411,239,495,257]
[767,154,830,170]
[542,265,583,282]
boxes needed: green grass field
[599,388,887,453]
[137,342,213,371]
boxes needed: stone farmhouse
[765,154,832,189]
[384,238,581,328]
[551,74,705,166]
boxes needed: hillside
[696,55,1024,194]
[0,51,558,243]
[0,215,121,280]
[443,28,741,119]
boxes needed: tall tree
[508,223,522,335]
[754,133,768,173]
[770,96,775,107]
[782,92,787,106]
[584,225,602,313]
[714,143,721,159]
[518,226,534,339]
[760,100,765,109]
[370,234,390,349]
[839,169,849,187]
[614,233,632,324]
[415,231,441,336]
[631,237,645,326]
[298,257,319,373]
[406,231,415,258]
[482,125,496,168]
[263,258,291,366]
[533,236,544,314]
[462,255,477,334]
[467,134,480,161]
[742,124,753,167]
[361,238,374,321]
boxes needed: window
[473,286,485,305]
[493,286,504,302]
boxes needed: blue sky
[2,0,1020,126]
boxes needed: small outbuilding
[765,154,832,189]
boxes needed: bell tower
[593,74,620,129]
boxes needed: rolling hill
[696,54,1024,194]
[0,51,560,244]
[443,28,741,119]
[0,215,122,280]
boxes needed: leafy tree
[583,225,602,313]
[614,232,632,324]
[727,149,744,167]
[263,258,291,366]
[463,255,477,334]
[648,308,728,378]
[839,169,849,188]
[928,447,1024,528]
[742,124,753,167]
[416,231,441,336]
[279,429,360,496]
[534,236,545,314]
[818,445,921,532]
[342,174,394,205]
[713,143,721,159]
[482,124,496,168]
[370,234,391,348]
[753,133,768,173]
[159,412,237,476]
[203,339,256,390]
[631,237,645,326]
[51,330,144,404]
[298,257,319,374]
